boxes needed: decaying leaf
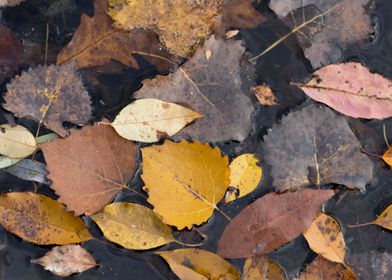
[300,62,392,119]
[32,245,97,277]
[243,256,286,280]
[0,124,36,158]
[300,256,356,280]
[111,99,202,143]
[269,0,372,68]
[304,213,346,264]
[91,202,175,250]
[251,84,277,106]
[382,147,392,167]
[225,154,262,203]
[141,140,229,229]
[346,250,392,280]
[3,62,91,137]
[4,159,50,184]
[263,104,374,192]
[157,249,241,280]
[218,189,334,258]
[135,36,254,143]
[0,0,23,7]
[0,192,91,244]
[107,0,223,57]
[41,121,138,216]
[0,24,22,84]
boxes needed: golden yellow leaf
[0,192,91,244]
[374,204,392,229]
[304,213,346,264]
[107,0,223,57]
[225,154,262,203]
[91,202,175,250]
[0,124,36,158]
[111,99,202,143]
[243,256,285,280]
[382,146,392,168]
[141,140,229,229]
[157,249,241,280]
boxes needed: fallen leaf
[0,0,23,7]
[268,0,372,68]
[0,192,91,244]
[0,24,22,84]
[225,154,262,203]
[41,121,138,216]
[218,188,334,258]
[299,255,356,280]
[0,156,20,169]
[382,147,392,167]
[4,159,50,185]
[32,244,97,277]
[346,250,392,280]
[304,213,346,264]
[251,84,277,106]
[225,30,240,39]
[111,99,202,143]
[91,202,175,250]
[141,140,229,229]
[0,124,36,158]
[135,35,254,143]
[3,62,91,137]
[157,249,241,280]
[351,204,392,230]
[263,104,374,192]
[243,256,286,280]
[300,62,392,119]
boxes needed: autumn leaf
[111,99,202,143]
[4,159,50,185]
[91,202,175,250]
[157,249,241,280]
[3,62,91,137]
[135,36,254,143]
[349,204,392,230]
[0,124,36,158]
[0,192,91,244]
[218,189,334,258]
[41,121,138,216]
[0,0,23,7]
[0,24,22,84]
[263,104,374,192]
[346,250,392,279]
[299,256,356,280]
[0,156,20,169]
[299,62,392,119]
[243,256,286,280]
[304,213,346,264]
[141,140,229,229]
[32,245,97,277]
[225,154,262,203]
[251,84,277,106]
[382,147,392,167]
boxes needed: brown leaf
[300,256,356,280]
[251,84,277,106]
[0,0,23,7]
[347,250,392,280]
[243,255,286,280]
[0,24,22,84]
[135,36,254,142]
[218,188,334,258]
[41,121,138,216]
[3,62,91,137]
[262,104,374,192]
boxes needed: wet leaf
[3,62,91,137]
[111,99,202,143]
[0,192,91,244]
[0,24,22,84]
[141,140,229,229]
[225,154,262,203]
[0,0,23,7]
[382,147,392,167]
[41,121,138,216]
[346,250,392,280]
[157,249,241,280]
[91,202,175,250]
[32,244,97,277]
[304,213,346,264]
[300,62,392,119]
[263,104,374,192]
[251,84,277,106]
[4,159,50,185]
[218,189,334,258]
[243,256,286,280]
[135,36,254,143]
[0,124,36,158]
[0,156,20,169]
[300,255,356,280]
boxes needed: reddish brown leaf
[300,256,357,280]
[0,24,22,84]
[218,189,334,258]
[251,84,277,106]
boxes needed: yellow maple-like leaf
[225,153,262,203]
[304,213,346,264]
[0,124,36,158]
[141,140,229,229]
[243,256,285,280]
[0,192,91,245]
[91,202,175,250]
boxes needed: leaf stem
[44,21,49,65]
[214,206,232,222]
[122,185,147,200]
[360,148,382,158]
[346,221,374,228]
[174,239,203,247]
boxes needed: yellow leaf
[141,140,229,229]
[0,192,91,244]
[225,154,262,203]
[382,146,392,167]
[0,124,36,158]
[111,99,202,143]
[304,213,346,264]
[157,249,241,280]
[91,202,175,250]
[243,256,285,280]
[374,204,392,229]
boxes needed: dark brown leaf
[0,24,22,84]
[300,255,356,280]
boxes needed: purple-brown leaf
[0,24,22,84]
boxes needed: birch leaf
[0,124,36,158]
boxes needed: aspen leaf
[382,147,392,168]
[225,154,262,203]
[157,249,241,280]
[300,255,356,280]
[0,192,91,245]
[91,202,175,250]
[243,256,286,280]
[304,213,346,264]
[32,245,97,277]
[141,140,229,229]
[367,205,392,230]
[111,99,202,143]
[0,124,36,158]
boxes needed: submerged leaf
[0,124,36,158]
